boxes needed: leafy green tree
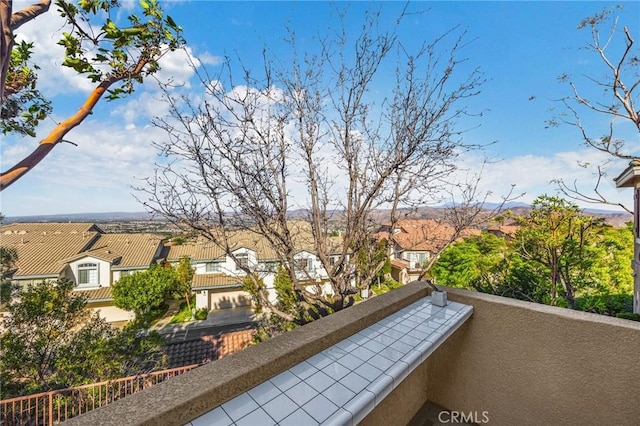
[0,0,184,190]
[496,257,553,304]
[249,266,330,340]
[112,264,178,322]
[0,279,87,396]
[0,279,165,398]
[251,268,299,339]
[173,255,194,312]
[512,195,604,308]
[432,233,508,289]
[0,245,18,306]
[54,315,165,386]
[434,201,633,310]
[590,223,634,294]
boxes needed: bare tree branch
[142,8,494,323]
[551,7,639,211]
[554,163,633,214]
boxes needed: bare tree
[142,9,489,323]
[550,6,639,212]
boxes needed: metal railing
[0,365,198,426]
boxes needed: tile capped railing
[188,298,473,426]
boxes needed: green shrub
[169,302,192,323]
[371,284,389,295]
[194,307,208,320]
[386,279,403,290]
[575,293,633,316]
[615,312,640,322]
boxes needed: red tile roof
[375,220,480,253]
[390,259,410,269]
[164,329,255,369]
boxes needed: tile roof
[192,274,243,289]
[486,225,519,238]
[0,223,102,234]
[1,223,164,278]
[375,220,481,253]
[164,330,255,369]
[390,259,410,269]
[166,222,343,262]
[72,286,113,301]
[167,232,284,262]
[1,223,101,277]
[166,240,225,262]
[75,233,164,268]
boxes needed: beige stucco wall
[361,359,431,426]
[209,289,251,309]
[88,301,134,323]
[424,288,640,426]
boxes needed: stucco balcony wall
[363,287,640,426]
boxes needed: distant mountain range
[3,202,631,228]
[3,211,158,223]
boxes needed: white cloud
[110,91,172,125]
[1,117,170,216]
[153,46,201,88]
[198,52,223,66]
[12,5,93,97]
[454,149,631,211]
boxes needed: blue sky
[1,0,639,217]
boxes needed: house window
[78,263,98,285]
[235,253,249,271]
[263,261,278,272]
[206,262,221,273]
[296,258,313,272]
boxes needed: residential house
[1,223,165,323]
[166,224,341,312]
[375,219,480,283]
[1,222,103,286]
[166,238,255,311]
[62,232,166,323]
[485,223,519,240]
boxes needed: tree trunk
[0,0,13,107]
[0,80,114,189]
[0,0,52,108]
